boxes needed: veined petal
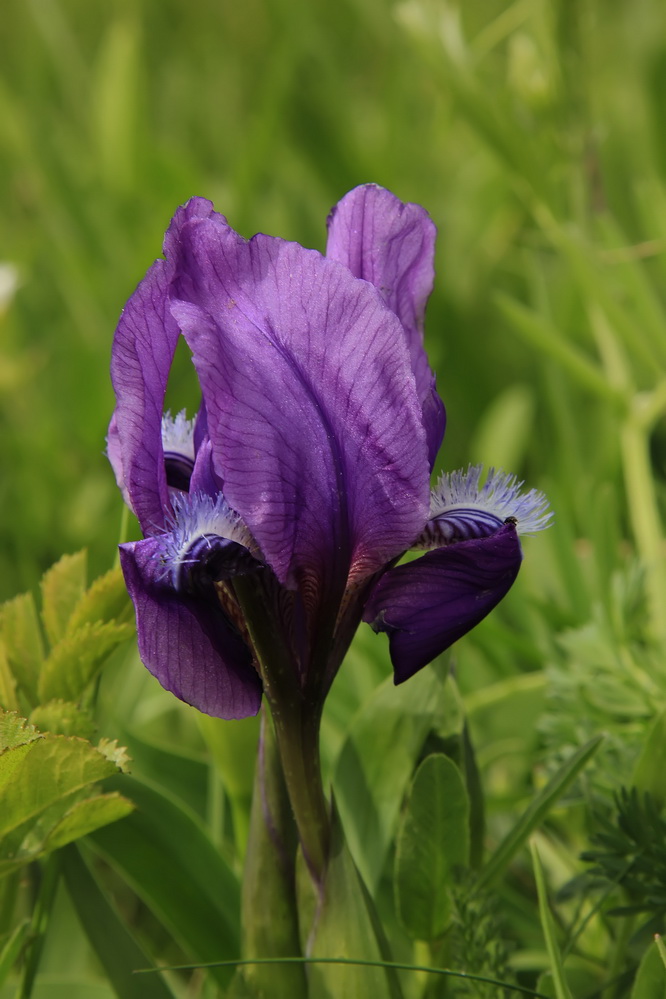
[188,437,223,498]
[167,208,431,603]
[162,409,196,491]
[119,537,262,719]
[363,522,522,683]
[417,465,553,548]
[109,198,215,532]
[326,184,446,467]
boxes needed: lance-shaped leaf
[62,843,178,999]
[299,801,404,999]
[333,658,449,892]
[394,753,470,941]
[231,711,306,998]
[89,774,241,992]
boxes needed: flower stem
[267,694,329,880]
[239,706,307,998]
[18,854,61,999]
[233,575,330,881]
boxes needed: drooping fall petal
[363,522,523,683]
[119,537,262,719]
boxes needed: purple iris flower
[108,185,550,720]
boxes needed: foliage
[2,0,666,995]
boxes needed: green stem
[17,854,61,999]
[620,411,666,641]
[267,695,329,880]
[233,575,330,881]
[238,707,307,998]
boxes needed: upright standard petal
[109,198,216,532]
[119,538,262,719]
[167,209,431,603]
[326,184,446,467]
[363,522,522,683]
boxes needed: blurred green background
[4,2,666,993]
[1,0,665,615]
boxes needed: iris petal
[119,537,262,719]
[363,522,522,683]
[326,184,446,468]
[109,198,215,532]
[167,207,430,610]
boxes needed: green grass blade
[530,842,573,999]
[61,843,177,999]
[0,917,30,987]
[477,735,602,890]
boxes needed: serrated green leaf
[44,792,134,851]
[301,803,404,999]
[0,641,18,713]
[0,710,40,751]
[62,843,178,999]
[531,842,574,999]
[96,738,131,772]
[30,700,97,739]
[0,591,44,702]
[0,743,35,795]
[395,754,470,941]
[477,735,603,890]
[67,566,133,633]
[0,735,121,841]
[38,620,134,703]
[40,551,88,647]
[333,658,449,892]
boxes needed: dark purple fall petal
[326,184,446,468]
[119,538,262,719]
[363,522,523,683]
[167,208,431,602]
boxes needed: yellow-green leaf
[394,754,470,941]
[38,619,134,702]
[40,550,87,646]
[0,591,44,701]
[68,566,132,633]
[0,641,18,713]
[0,710,40,751]
[44,792,134,851]
[30,700,97,739]
[0,735,121,839]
